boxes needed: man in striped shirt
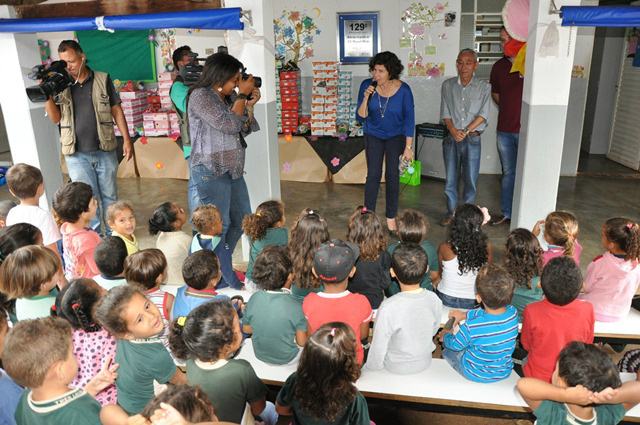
[440,264,519,382]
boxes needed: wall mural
[274,9,321,65]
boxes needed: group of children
[0,161,640,425]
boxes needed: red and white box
[158,72,173,81]
[119,90,147,100]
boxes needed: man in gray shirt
[439,49,491,226]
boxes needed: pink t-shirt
[542,240,583,267]
[580,252,640,321]
[302,291,373,365]
[60,223,102,279]
[71,328,118,406]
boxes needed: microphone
[366,81,378,110]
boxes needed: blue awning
[0,7,244,33]
[561,6,640,27]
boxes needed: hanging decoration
[273,9,321,65]
[401,2,448,55]
[38,39,51,66]
[158,28,177,72]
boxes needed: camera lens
[253,77,262,88]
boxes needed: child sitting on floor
[189,205,243,290]
[106,201,139,255]
[5,163,61,257]
[172,250,232,318]
[149,202,192,286]
[0,245,62,321]
[366,243,443,375]
[3,316,118,425]
[276,322,371,425]
[580,217,640,322]
[93,237,128,291]
[124,249,174,345]
[518,341,640,424]
[0,312,22,425]
[243,246,307,365]
[95,285,186,415]
[242,200,288,292]
[53,182,101,279]
[52,278,117,406]
[505,228,544,322]
[125,385,218,425]
[387,209,440,294]
[304,239,372,365]
[533,210,582,266]
[346,206,391,310]
[522,256,594,382]
[436,204,493,309]
[289,209,330,301]
[440,263,518,383]
[169,301,278,425]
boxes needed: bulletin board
[75,30,157,82]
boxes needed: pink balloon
[502,0,530,42]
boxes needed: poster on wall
[337,12,379,64]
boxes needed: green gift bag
[399,160,421,186]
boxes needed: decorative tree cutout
[401,2,448,53]
[274,10,320,65]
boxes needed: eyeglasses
[456,61,476,66]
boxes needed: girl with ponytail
[53,278,117,405]
[241,200,287,290]
[533,210,582,266]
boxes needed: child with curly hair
[276,322,371,425]
[505,228,544,322]
[346,206,391,310]
[288,209,330,301]
[436,204,493,309]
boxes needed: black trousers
[363,133,405,219]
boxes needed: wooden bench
[235,339,640,422]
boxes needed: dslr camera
[26,60,74,103]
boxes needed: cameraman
[169,45,200,218]
[187,52,260,255]
[44,40,132,234]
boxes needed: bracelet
[405,146,412,150]
[246,107,254,113]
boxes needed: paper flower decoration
[283,162,291,171]
[331,157,340,167]
[274,9,320,64]
[156,162,164,170]
[284,134,294,142]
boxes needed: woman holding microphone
[187,52,260,254]
[357,51,415,234]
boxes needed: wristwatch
[236,93,248,100]
[463,128,470,135]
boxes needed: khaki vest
[56,71,117,155]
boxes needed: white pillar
[0,5,63,208]
[225,0,280,208]
[511,0,581,229]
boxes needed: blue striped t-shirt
[443,305,518,382]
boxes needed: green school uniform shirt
[186,358,267,424]
[387,240,439,294]
[511,276,543,322]
[15,389,101,425]
[246,227,289,282]
[291,281,324,302]
[533,400,625,425]
[115,337,177,415]
[276,372,371,425]
[15,294,56,321]
[243,289,307,364]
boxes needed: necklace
[378,82,392,118]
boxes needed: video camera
[26,60,74,103]
[181,46,262,90]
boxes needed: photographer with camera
[187,52,260,255]
[169,45,200,219]
[44,40,133,235]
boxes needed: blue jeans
[442,348,467,378]
[443,135,481,216]
[257,401,278,425]
[436,290,479,309]
[496,132,519,219]
[191,164,251,254]
[65,150,118,235]
[186,156,201,222]
[364,133,405,219]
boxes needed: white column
[225,0,280,208]
[511,0,581,229]
[0,5,63,208]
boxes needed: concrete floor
[1,170,638,424]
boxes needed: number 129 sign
[338,13,379,64]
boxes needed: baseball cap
[313,239,360,283]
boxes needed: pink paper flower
[331,157,340,167]
[436,3,446,13]
[410,23,425,37]
[289,11,300,21]
[283,162,291,172]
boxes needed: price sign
[338,13,379,64]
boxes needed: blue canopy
[0,7,244,33]
[561,6,640,27]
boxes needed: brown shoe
[490,214,511,226]
[439,216,452,227]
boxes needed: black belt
[467,131,481,137]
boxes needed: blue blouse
[356,78,415,140]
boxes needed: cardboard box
[158,72,173,81]
[158,80,173,89]
[158,88,171,97]
[281,95,299,103]
[324,112,337,121]
[282,111,299,119]
[312,86,328,96]
[323,119,335,128]
[311,128,324,136]
[325,128,337,137]
[325,78,338,87]
[324,96,338,105]
[280,87,299,95]
[311,104,324,112]
[281,101,300,111]
[282,119,298,127]
[119,90,147,100]
[311,113,325,120]
[279,71,299,80]
[324,104,337,112]
[311,95,325,104]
